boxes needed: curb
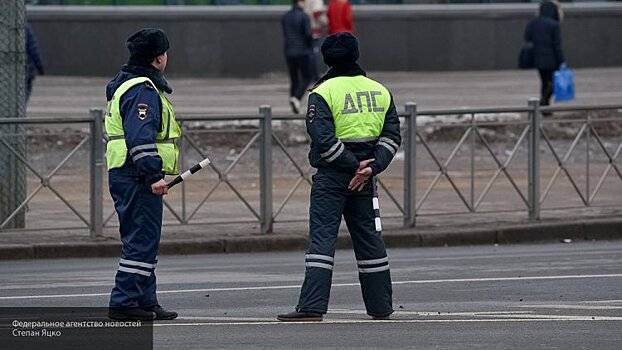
[1,218,621,260]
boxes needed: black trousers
[108,170,162,308]
[538,69,554,106]
[286,55,313,100]
[296,168,393,317]
[26,77,34,103]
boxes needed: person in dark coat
[25,23,44,103]
[281,0,314,114]
[524,0,565,107]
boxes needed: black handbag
[518,42,534,69]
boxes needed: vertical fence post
[469,113,476,212]
[585,114,591,206]
[179,121,187,223]
[259,105,273,234]
[403,102,417,227]
[89,109,104,238]
[0,1,26,229]
[527,98,541,221]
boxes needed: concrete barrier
[27,3,622,77]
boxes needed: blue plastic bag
[554,65,575,102]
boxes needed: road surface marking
[582,299,622,304]
[1,273,621,300]
[517,304,622,310]
[153,317,622,327]
[330,309,533,316]
[177,316,276,322]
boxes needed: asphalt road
[1,241,621,349]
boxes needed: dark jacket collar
[121,64,173,94]
[311,63,367,90]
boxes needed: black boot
[277,310,323,322]
[143,305,178,320]
[371,313,393,320]
[370,310,393,320]
[108,307,156,321]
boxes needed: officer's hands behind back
[348,159,374,192]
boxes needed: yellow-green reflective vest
[105,77,182,175]
[312,75,391,142]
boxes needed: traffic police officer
[105,28,180,321]
[278,33,401,321]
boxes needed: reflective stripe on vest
[104,77,182,175]
[312,76,391,142]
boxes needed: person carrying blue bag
[524,0,566,112]
[554,64,575,102]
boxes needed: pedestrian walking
[327,0,353,34]
[277,33,401,322]
[282,0,314,114]
[524,0,565,108]
[25,23,44,103]
[105,28,180,321]
[304,0,328,81]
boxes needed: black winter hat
[126,28,170,64]
[321,32,359,67]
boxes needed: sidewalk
[27,67,622,117]
[2,212,622,260]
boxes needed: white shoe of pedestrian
[289,97,301,114]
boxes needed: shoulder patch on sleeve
[137,103,148,120]
[307,104,316,123]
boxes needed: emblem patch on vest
[137,103,148,120]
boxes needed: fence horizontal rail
[177,114,263,122]
[415,106,532,116]
[541,104,622,113]
[0,117,94,124]
[1,100,621,236]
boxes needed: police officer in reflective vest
[278,33,401,322]
[105,28,180,321]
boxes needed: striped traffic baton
[166,157,211,189]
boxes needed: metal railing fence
[1,99,621,237]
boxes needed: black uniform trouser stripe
[357,256,389,273]
[119,258,156,268]
[357,261,389,269]
[305,262,333,270]
[117,266,151,276]
[119,263,154,272]
[358,264,390,273]
[305,254,334,270]
[305,259,334,266]
[305,254,334,262]
[118,258,156,276]
[357,256,389,265]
